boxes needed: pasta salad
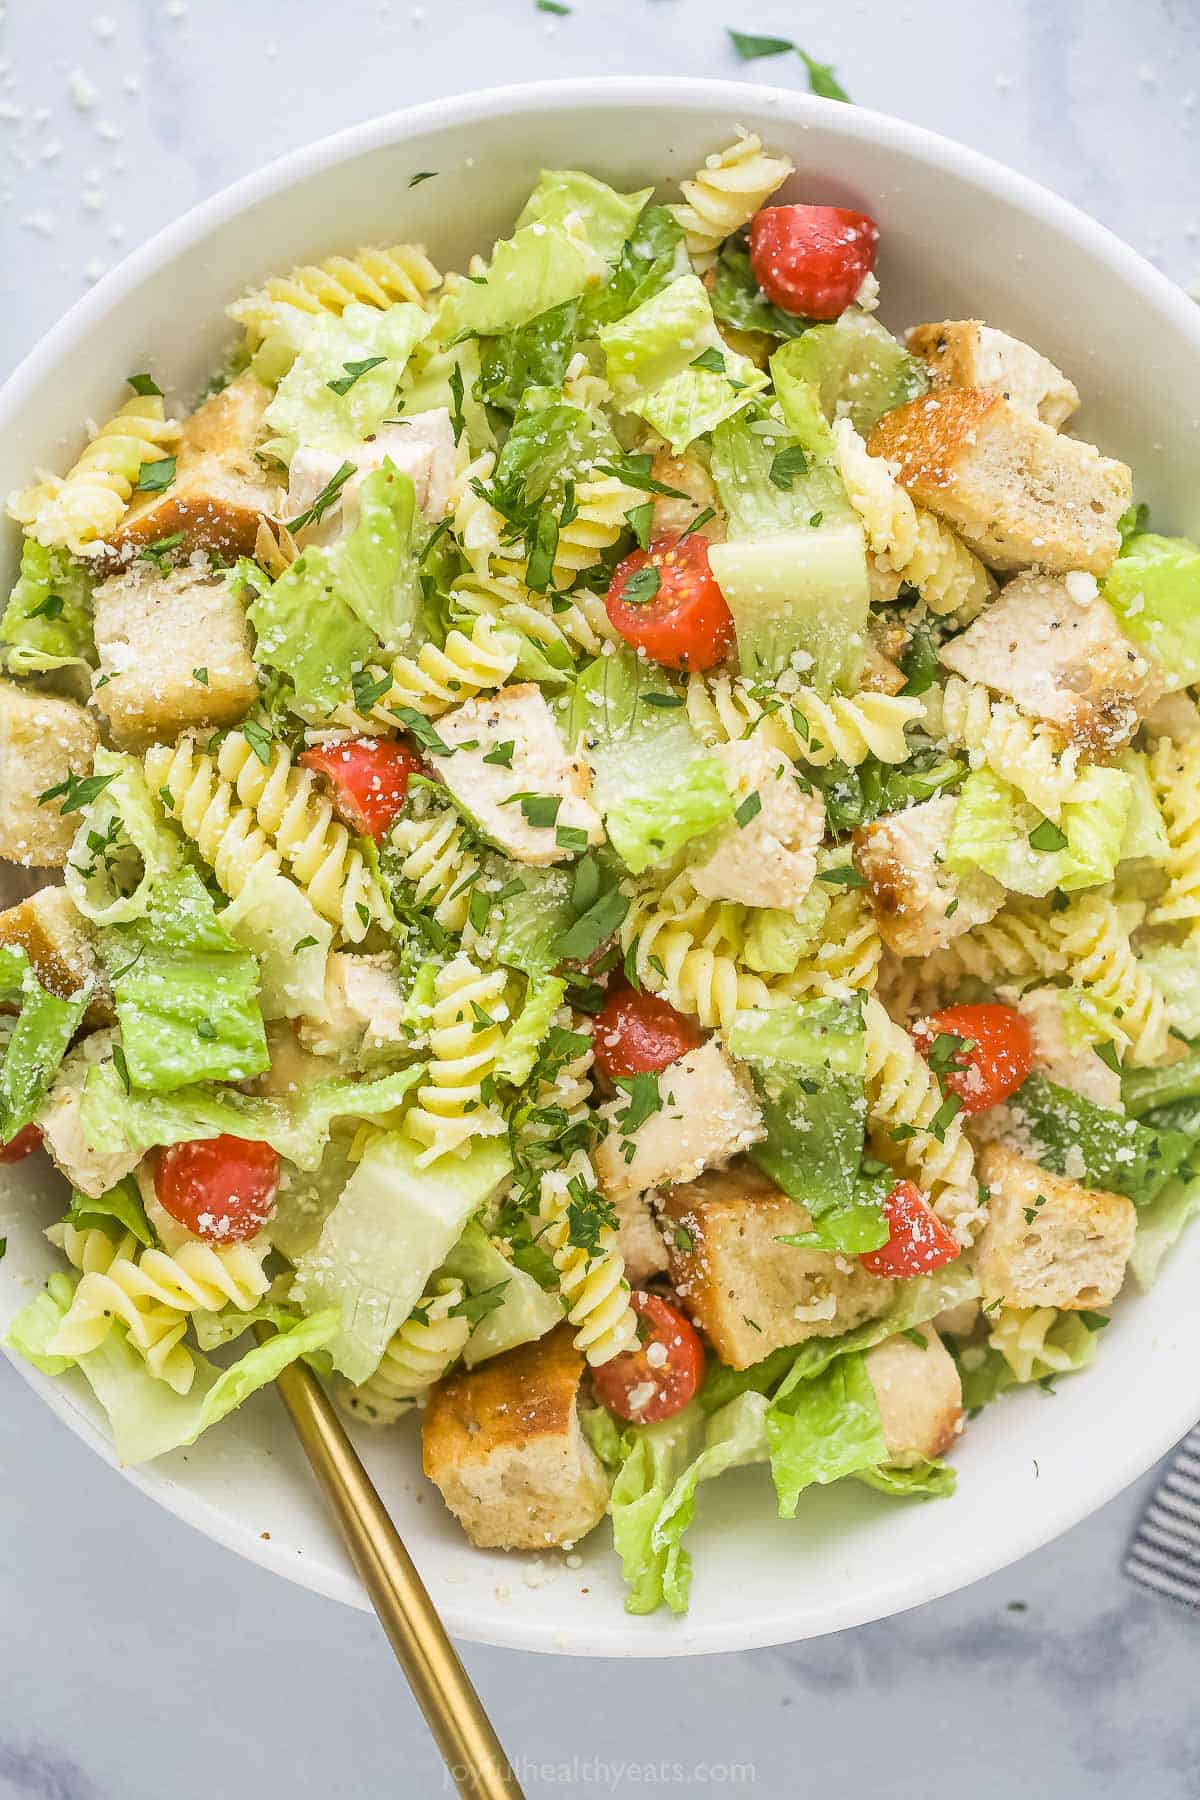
[2,130,1199,1617]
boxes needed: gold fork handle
[266,1344,525,1800]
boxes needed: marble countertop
[2,2,1198,1795]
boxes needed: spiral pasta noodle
[620,876,774,1030]
[940,675,1082,821]
[926,903,1068,988]
[10,396,180,555]
[1051,893,1172,1065]
[863,995,981,1242]
[539,474,644,588]
[214,732,390,942]
[833,419,995,620]
[343,1280,471,1423]
[401,955,509,1164]
[1149,736,1200,930]
[451,569,615,667]
[776,886,883,1000]
[388,806,480,935]
[145,738,281,900]
[538,1152,637,1367]
[378,616,518,719]
[229,243,442,342]
[46,1221,270,1395]
[669,130,794,267]
[685,672,924,768]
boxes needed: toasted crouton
[864,1325,963,1466]
[907,321,1079,429]
[690,737,824,911]
[103,373,279,564]
[1016,986,1122,1109]
[662,1163,895,1370]
[854,793,1004,958]
[0,681,99,868]
[421,1326,609,1551]
[594,1041,763,1206]
[937,570,1156,754]
[975,1142,1136,1310]
[867,389,1131,574]
[91,564,258,748]
[0,887,111,1025]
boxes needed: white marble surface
[2,2,1199,1795]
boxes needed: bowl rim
[3,74,1198,1656]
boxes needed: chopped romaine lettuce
[0,944,91,1142]
[598,273,766,451]
[437,220,604,341]
[1006,1072,1188,1203]
[1103,532,1200,691]
[262,301,430,461]
[77,1057,424,1172]
[650,1392,771,1612]
[291,1131,511,1382]
[401,335,493,451]
[776,311,928,437]
[856,1459,956,1499]
[582,205,688,329]
[65,1175,153,1247]
[742,890,831,974]
[1123,1051,1200,1118]
[516,169,653,265]
[1137,942,1200,1040]
[1117,749,1169,866]
[495,974,566,1086]
[478,299,583,416]
[710,412,854,536]
[489,863,577,976]
[102,868,269,1092]
[438,1219,562,1365]
[0,538,94,676]
[767,1351,887,1518]
[606,1403,705,1614]
[569,648,734,873]
[64,747,183,926]
[332,463,421,655]
[946,766,1132,897]
[1129,1172,1200,1290]
[708,239,810,341]
[218,864,332,1021]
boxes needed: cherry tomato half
[155,1135,279,1244]
[299,738,420,841]
[0,1122,43,1164]
[911,1003,1034,1117]
[593,986,704,1082]
[605,534,734,672]
[591,1291,705,1424]
[859,1181,961,1280]
[749,204,880,321]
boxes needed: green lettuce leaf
[710,412,855,537]
[767,1351,887,1518]
[489,863,578,976]
[332,463,421,655]
[65,1174,153,1247]
[708,240,811,341]
[3,1271,78,1375]
[1007,1071,1188,1203]
[478,299,584,416]
[262,301,430,461]
[78,1057,424,1172]
[437,220,604,341]
[570,648,734,874]
[598,273,766,451]
[776,311,928,437]
[607,1404,705,1614]
[218,863,332,1020]
[1117,748,1169,866]
[0,538,94,676]
[650,1391,771,1612]
[582,205,688,329]
[946,766,1131,897]
[291,1131,511,1381]
[1129,1172,1200,1290]
[0,944,91,1141]
[1137,942,1200,1040]
[516,169,653,265]
[495,974,566,1086]
[1103,532,1200,691]
[856,1459,956,1499]
[401,335,493,451]
[741,890,831,974]
[438,1218,563,1365]
[727,1001,888,1254]
[64,747,183,926]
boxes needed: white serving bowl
[3,78,1198,1658]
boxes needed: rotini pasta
[387,805,480,935]
[214,733,391,941]
[10,396,180,554]
[863,994,982,1242]
[1149,735,1200,929]
[940,674,1082,820]
[537,1152,637,1367]
[927,903,1068,988]
[342,1280,470,1423]
[47,1220,270,1394]
[378,617,518,719]
[145,737,282,900]
[229,243,442,342]
[621,875,774,1030]
[669,130,794,267]
[1051,893,1172,1065]
[401,955,509,1163]
[833,419,995,620]
[776,885,883,1000]
[685,671,924,768]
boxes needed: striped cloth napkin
[1126,1426,1200,1609]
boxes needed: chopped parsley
[620,565,661,608]
[134,455,177,493]
[734,790,763,828]
[768,445,809,490]
[690,347,726,375]
[625,501,654,551]
[1029,818,1069,853]
[127,371,163,397]
[326,355,387,396]
[286,459,356,533]
[38,770,117,815]
[481,739,515,768]
[817,864,865,887]
[240,718,274,766]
